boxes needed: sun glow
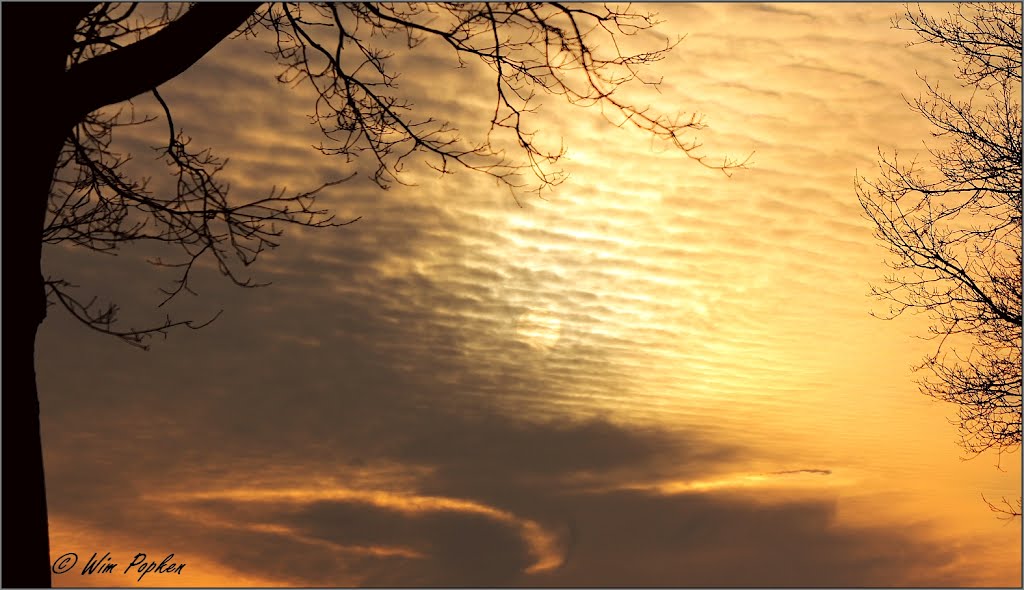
[515,309,563,350]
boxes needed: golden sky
[40,3,1020,587]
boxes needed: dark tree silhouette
[2,3,745,587]
[856,3,1022,517]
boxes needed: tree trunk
[2,123,66,588]
[3,4,93,587]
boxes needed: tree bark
[3,4,96,587]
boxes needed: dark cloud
[531,488,979,587]
[748,4,818,21]
[769,468,832,476]
[50,466,981,587]
[177,497,536,587]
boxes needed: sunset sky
[39,3,1021,587]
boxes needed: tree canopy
[856,1,1022,515]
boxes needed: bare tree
[2,3,745,587]
[856,2,1022,516]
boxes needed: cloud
[530,488,980,587]
[769,468,833,476]
[152,489,544,586]
[51,453,980,587]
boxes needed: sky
[39,3,1021,587]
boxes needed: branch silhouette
[857,2,1021,516]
